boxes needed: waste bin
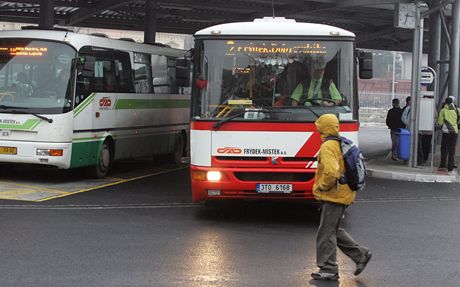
[398,128,410,160]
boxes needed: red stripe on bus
[295,131,322,157]
[191,121,359,132]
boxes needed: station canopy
[0,0,451,52]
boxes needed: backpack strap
[324,135,341,142]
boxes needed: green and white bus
[0,29,191,177]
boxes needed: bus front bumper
[0,140,72,169]
[190,165,316,202]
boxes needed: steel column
[409,2,424,167]
[429,0,441,93]
[449,0,460,103]
[39,0,54,29]
[144,0,157,44]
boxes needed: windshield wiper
[213,110,247,130]
[3,109,53,123]
[303,106,320,118]
[0,105,28,110]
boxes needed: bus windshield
[194,39,355,121]
[0,39,76,113]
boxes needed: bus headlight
[206,171,222,181]
[36,149,63,156]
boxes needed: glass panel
[152,55,169,94]
[0,39,76,113]
[195,39,355,121]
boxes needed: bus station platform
[359,124,459,183]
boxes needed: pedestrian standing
[438,96,459,172]
[386,98,405,160]
[311,114,372,281]
[401,96,411,130]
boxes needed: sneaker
[354,251,372,276]
[311,272,339,281]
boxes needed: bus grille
[234,172,315,182]
[216,156,267,161]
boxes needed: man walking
[311,114,372,281]
[386,98,405,160]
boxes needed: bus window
[113,51,134,93]
[133,52,153,93]
[152,55,169,94]
[76,47,134,106]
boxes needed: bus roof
[0,29,185,57]
[195,17,355,38]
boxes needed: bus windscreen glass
[0,39,76,113]
[196,39,355,121]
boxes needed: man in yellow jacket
[311,114,371,281]
[437,96,460,171]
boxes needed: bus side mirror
[357,50,373,79]
[176,58,191,87]
[77,55,96,77]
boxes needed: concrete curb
[366,159,459,183]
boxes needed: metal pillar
[39,0,54,29]
[439,7,450,108]
[409,2,424,168]
[449,0,460,103]
[428,1,441,93]
[144,0,157,44]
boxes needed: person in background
[401,96,411,130]
[15,72,33,97]
[386,98,405,160]
[437,96,460,172]
[310,114,372,281]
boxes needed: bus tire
[92,141,111,178]
[171,133,185,164]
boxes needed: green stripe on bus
[0,119,40,130]
[73,93,95,118]
[114,99,190,110]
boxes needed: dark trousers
[440,133,458,170]
[420,134,432,164]
[316,202,368,274]
[390,130,399,159]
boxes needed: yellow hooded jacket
[313,114,356,205]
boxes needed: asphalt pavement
[1,167,460,287]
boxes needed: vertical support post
[144,0,157,44]
[428,0,441,92]
[439,6,450,108]
[449,0,460,103]
[39,0,54,29]
[409,2,424,168]
[391,51,396,100]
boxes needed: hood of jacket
[315,113,339,139]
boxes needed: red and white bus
[189,17,372,202]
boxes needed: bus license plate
[0,146,16,155]
[256,183,293,193]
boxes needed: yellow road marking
[0,182,68,194]
[35,166,188,202]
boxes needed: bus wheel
[92,141,111,178]
[171,133,185,164]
